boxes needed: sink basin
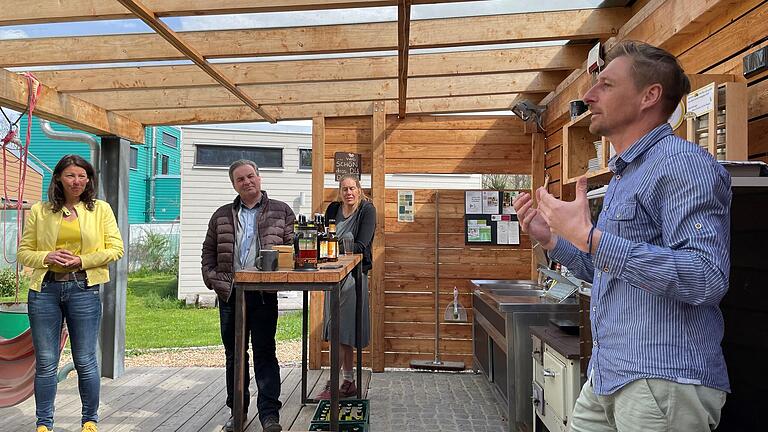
[471,280,542,290]
[487,289,546,297]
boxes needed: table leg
[330,283,340,431]
[355,262,363,399]
[302,290,308,404]
[234,286,246,432]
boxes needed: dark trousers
[220,292,282,423]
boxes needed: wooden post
[371,101,387,372]
[531,132,545,280]
[309,116,325,370]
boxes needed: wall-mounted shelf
[561,111,613,185]
[686,81,747,161]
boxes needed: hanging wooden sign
[334,152,361,181]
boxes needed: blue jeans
[28,280,102,429]
[220,292,282,423]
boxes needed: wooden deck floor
[1,366,371,432]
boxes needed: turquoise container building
[19,116,181,223]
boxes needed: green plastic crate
[308,421,368,432]
[311,399,370,425]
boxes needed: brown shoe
[339,380,357,398]
[315,380,332,400]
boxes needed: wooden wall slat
[748,116,768,157]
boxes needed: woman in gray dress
[316,175,376,399]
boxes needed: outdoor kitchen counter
[472,283,579,432]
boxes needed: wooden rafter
[397,0,412,118]
[114,0,276,122]
[114,94,530,125]
[65,71,567,111]
[541,0,736,126]
[31,46,590,93]
[0,8,630,67]
[0,68,144,143]
[0,0,481,26]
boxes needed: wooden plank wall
[381,189,531,368]
[541,1,768,196]
[0,148,43,203]
[313,114,533,369]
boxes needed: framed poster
[397,190,414,222]
[463,189,522,245]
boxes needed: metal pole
[434,190,441,365]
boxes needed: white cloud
[0,29,28,40]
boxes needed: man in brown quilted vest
[202,159,295,432]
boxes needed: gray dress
[322,206,371,347]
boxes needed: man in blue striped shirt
[515,41,730,431]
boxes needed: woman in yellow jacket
[18,155,123,432]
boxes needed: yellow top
[18,200,124,290]
[49,217,82,273]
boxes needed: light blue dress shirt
[550,123,732,395]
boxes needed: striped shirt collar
[609,123,673,174]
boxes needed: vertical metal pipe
[434,190,441,364]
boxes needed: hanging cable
[1,73,41,303]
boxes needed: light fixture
[511,100,547,132]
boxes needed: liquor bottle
[316,214,328,263]
[327,219,338,262]
[293,214,305,269]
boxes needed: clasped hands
[45,249,82,269]
[513,176,596,253]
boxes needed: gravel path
[60,340,303,368]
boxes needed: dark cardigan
[325,200,376,273]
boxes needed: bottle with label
[327,219,339,262]
[294,214,318,270]
[316,214,328,263]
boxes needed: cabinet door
[543,350,567,421]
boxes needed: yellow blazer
[18,199,124,290]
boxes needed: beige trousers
[569,378,726,432]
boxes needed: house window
[130,147,138,170]
[160,154,170,175]
[299,148,312,170]
[161,132,178,148]
[194,145,283,169]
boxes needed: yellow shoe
[36,427,53,432]
[81,422,97,432]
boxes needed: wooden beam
[542,0,740,129]
[397,0,412,118]
[32,46,589,93]
[68,72,566,111]
[115,93,531,125]
[0,0,480,26]
[309,115,326,370]
[114,0,275,122]
[0,8,629,67]
[0,68,144,143]
[370,101,387,372]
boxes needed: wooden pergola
[1,0,753,376]
[0,0,638,143]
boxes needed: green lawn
[127,273,302,350]
[1,273,302,351]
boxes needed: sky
[0,0,605,131]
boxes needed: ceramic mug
[569,100,588,119]
[255,249,279,271]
